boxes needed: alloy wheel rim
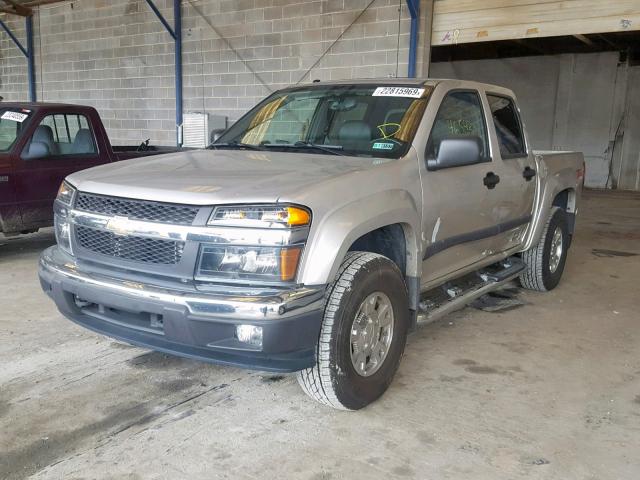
[350,291,394,377]
[549,227,563,273]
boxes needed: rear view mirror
[21,141,50,160]
[329,98,357,112]
[427,136,482,171]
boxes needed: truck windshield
[0,108,33,152]
[215,84,431,159]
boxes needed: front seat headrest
[337,120,372,142]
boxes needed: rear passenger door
[15,112,102,226]
[484,93,537,253]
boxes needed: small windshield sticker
[373,87,425,98]
[1,111,28,122]
[372,142,395,150]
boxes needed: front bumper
[39,246,324,372]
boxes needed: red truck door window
[16,112,103,227]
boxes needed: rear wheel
[297,252,409,410]
[520,207,569,291]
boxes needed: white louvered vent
[183,112,209,148]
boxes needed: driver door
[15,112,103,227]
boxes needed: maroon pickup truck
[0,103,185,235]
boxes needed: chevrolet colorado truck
[0,102,184,236]
[39,79,584,410]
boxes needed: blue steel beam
[144,0,182,146]
[405,0,419,78]
[0,16,36,101]
[144,0,176,39]
[26,16,35,102]
[0,18,28,56]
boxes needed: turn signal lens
[280,246,302,281]
[284,207,310,227]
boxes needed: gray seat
[31,125,59,156]
[337,120,372,142]
[72,128,95,154]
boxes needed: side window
[426,91,489,162]
[487,95,526,158]
[22,113,97,160]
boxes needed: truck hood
[67,148,381,205]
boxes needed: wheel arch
[297,190,421,287]
[552,188,577,212]
[552,187,577,237]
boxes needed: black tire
[297,252,409,410]
[520,207,570,292]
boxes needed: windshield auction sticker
[373,87,425,98]
[372,142,395,150]
[1,111,28,122]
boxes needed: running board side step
[416,258,526,326]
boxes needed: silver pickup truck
[39,79,584,410]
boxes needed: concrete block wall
[0,16,28,103]
[0,0,415,146]
[431,52,640,190]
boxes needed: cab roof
[296,77,515,97]
[0,102,96,110]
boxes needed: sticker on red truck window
[1,111,28,122]
[373,87,425,98]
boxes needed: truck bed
[111,145,189,161]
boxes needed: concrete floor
[1,190,639,480]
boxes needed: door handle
[483,172,500,189]
[523,166,536,181]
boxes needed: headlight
[197,245,302,282]
[208,205,310,228]
[54,213,73,255]
[56,181,76,206]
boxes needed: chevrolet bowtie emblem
[106,216,132,236]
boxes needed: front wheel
[297,252,409,410]
[520,206,570,291]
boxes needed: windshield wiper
[263,141,347,156]
[207,141,265,151]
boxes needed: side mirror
[427,136,482,171]
[210,128,226,144]
[22,141,50,160]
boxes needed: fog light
[235,325,263,347]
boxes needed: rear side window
[22,113,97,159]
[427,90,489,161]
[487,95,526,158]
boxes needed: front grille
[76,226,184,264]
[75,192,199,225]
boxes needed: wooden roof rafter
[0,0,68,16]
